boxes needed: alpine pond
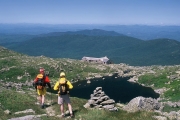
[70,74,159,103]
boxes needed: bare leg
[41,95,45,105]
[68,103,73,114]
[60,104,64,115]
[39,95,42,104]
[39,95,45,108]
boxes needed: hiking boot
[70,113,74,118]
[60,114,65,118]
[41,104,45,109]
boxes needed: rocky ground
[1,62,180,120]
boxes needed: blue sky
[0,0,180,25]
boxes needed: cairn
[84,87,118,111]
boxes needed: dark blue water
[69,74,159,103]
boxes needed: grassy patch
[163,82,180,101]
[162,104,180,112]
[72,107,157,120]
[0,90,159,120]
[138,67,180,101]
[138,73,169,88]
[0,90,46,119]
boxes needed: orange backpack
[36,74,45,90]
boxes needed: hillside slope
[6,32,180,66]
[8,35,143,61]
[1,46,180,120]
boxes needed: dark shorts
[58,94,71,105]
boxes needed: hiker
[53,72,74,118]
[33,68,51,109]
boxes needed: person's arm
[67,81,73,89]
[33,77,38,91]
[33,77,38,83]
[44,76,50,83]
[53,81,60,91]
[44,76,52,89]
[46,82,51,89]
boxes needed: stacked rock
[84,87,118,111]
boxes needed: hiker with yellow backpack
[53,72,74,118]
[33,68,52,109]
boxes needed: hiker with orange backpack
[33,68,52,109]
[53,72,74,118]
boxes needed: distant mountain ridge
[3,29,180,66]
[40,29,124,36]
[1,24,180,41]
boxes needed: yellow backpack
[59,78,69,95]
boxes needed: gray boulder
[123,96,161,112]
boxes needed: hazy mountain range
[0,24,180,41]
[0,28,180,66]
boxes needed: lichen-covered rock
[123,96,161,113]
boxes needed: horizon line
[0,23,180,26]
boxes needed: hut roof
[82,56,109,62]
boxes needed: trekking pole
[32,76,39,107]
[50,70,56,106]
[51,90,53,106]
